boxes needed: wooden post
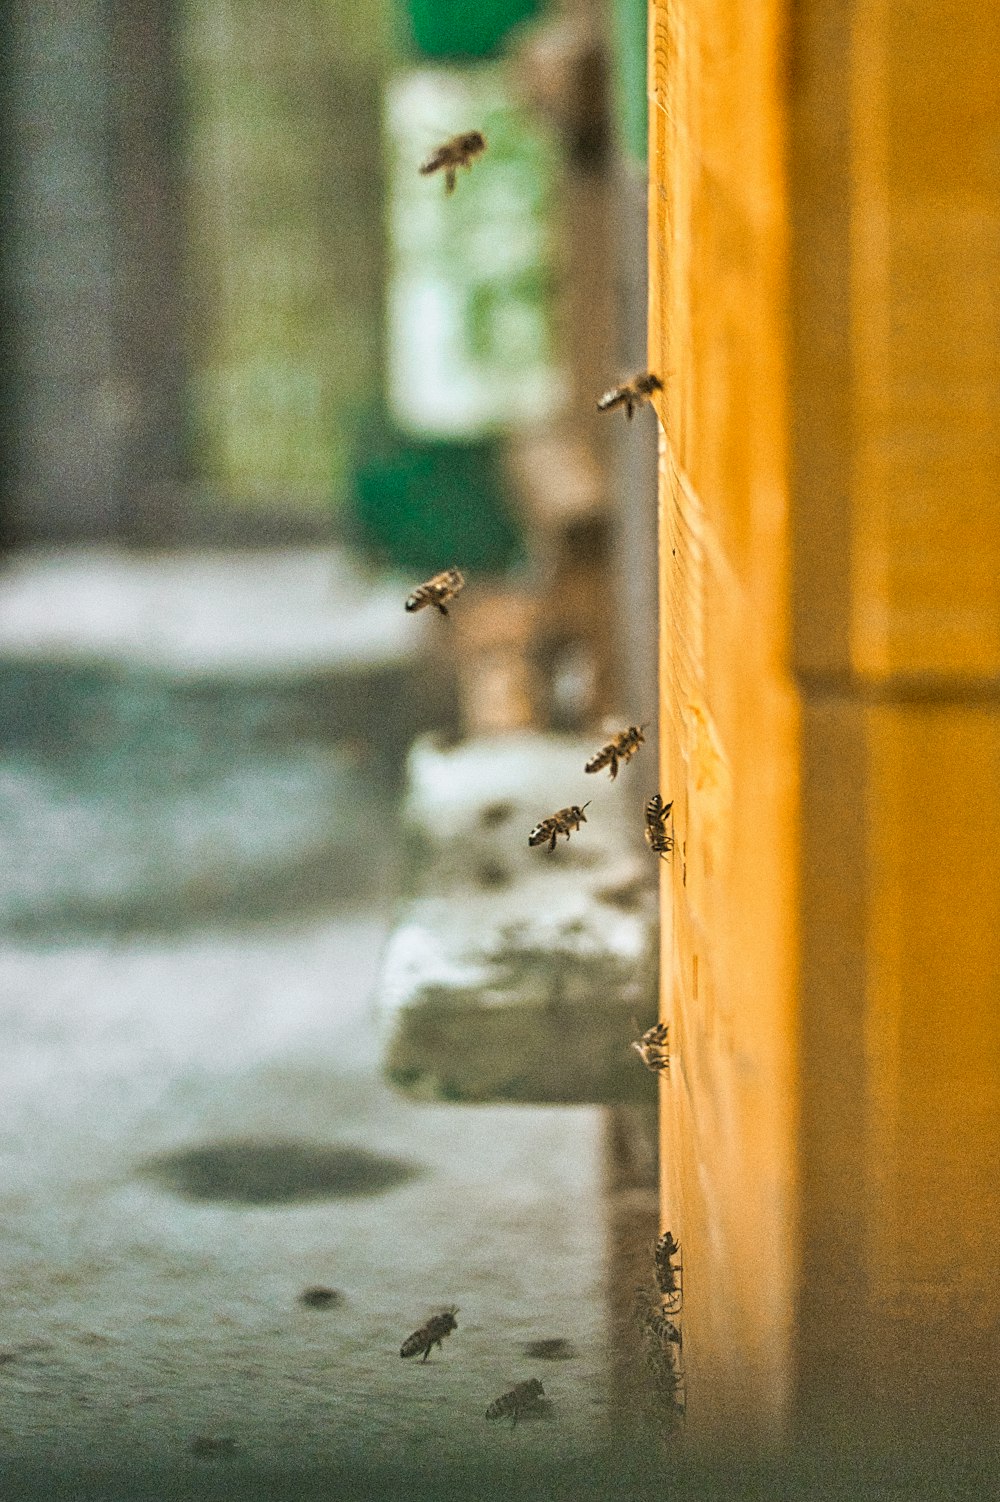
[650,0,1000,1455]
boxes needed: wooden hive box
[651,0,1000,1455]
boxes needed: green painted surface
[351,424,523,574]
[402,0,542,60]
[610,0,648,163]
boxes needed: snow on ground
[0,917,606,1480]
[0,548,612,1491]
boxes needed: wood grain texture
[650,0,796,1446]
[653,0,1000,1452]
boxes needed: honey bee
[645,1307,682,1349]
[485,1376,545,1426]
[405,567,465,617]
[585,724,646,780]
[596,371,662,421]
[632,1020,670,1074]
[644,794,674,858]
[419,131,487,194]
[654,1231,682,1310]
[528,803,590,851]
[400,1306,458,1362]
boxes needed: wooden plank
[650,0,796,1445]
[653,0,1000,1453]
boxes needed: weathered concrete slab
[378,733,660,1104]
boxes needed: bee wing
[596,386,627,413]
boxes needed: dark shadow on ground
[141,1139,422,1205]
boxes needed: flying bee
[596,371,662,421]
[405,567,465,617]
[419,131,487,194]
[644,794,674,858]
[400,1306,458,1362]
[654,1230,682,1310]
[485,1377,545,1427]
[528,803,590,852]
[585,724,646,780]
[632,1020,670,1074]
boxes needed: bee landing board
[375,732,660,1105]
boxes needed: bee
[596,371,662,421]
[631,1020,670,1074]
[528,803,590,852]
[585,724,646,780]
[644,794,674,858]
[645,1307,682,1349]
[485,1377,545,1426]
[400,1306,458,1362]
[405,567,465,617]
[419,131,487,194]
[654,1231,682,1310]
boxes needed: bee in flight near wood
[632,1020,670,1074]
[419,131,487,194]
[528,803,590,852]
[405,567,465,617]
[654,1230,682,1311]
[400,1306,458,1362]
[585,724,646,780]
[644,794,674,858]
[485,1377,545,1426]
[596,370,662,421]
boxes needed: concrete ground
[0,549,626,1500]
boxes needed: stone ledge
[378,732,660,1104]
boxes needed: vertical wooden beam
[650,0,797,1448]
[652,0,1000,1458]
[788,0,1000,1452]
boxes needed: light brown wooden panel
[653,0,1000,1456]
[650,0,798,1446]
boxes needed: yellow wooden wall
[651,0,1000,1451]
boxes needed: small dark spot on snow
[595,875,651,912]
[479,800,516,828]
[299,1286,343,1309]
[522,1337,577,1360]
